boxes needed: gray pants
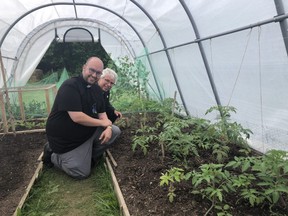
[51,125,121,179]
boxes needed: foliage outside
[37,41,114,76]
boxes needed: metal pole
[131,0,189,115]
[179,0,222,107]
[274,0,288,56]
[138,13,288,57]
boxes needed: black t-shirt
[103,90,118,123]
[103,91,115,113]
[46,75,105,153]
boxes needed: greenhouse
[1,0,288,153]
[0,1,288,215]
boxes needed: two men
[44,57,121,179]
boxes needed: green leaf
[275,186,288,193]
[241,161,251,172]
[223,204,230,210]
[225,160,236,168]
[184,172,192,180]
[272,191,280,203]
[216,190,223,202]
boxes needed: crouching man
[43,57,121,179]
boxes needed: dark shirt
[46,75,105,153]
[103,90,118,123]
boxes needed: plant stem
[160,141,165,162]
[204,201,214,216]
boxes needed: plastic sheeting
[0,0,288,153]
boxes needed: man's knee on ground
[64,160,91,180]
[72,172,91,180]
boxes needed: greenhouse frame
[0,0,288,153]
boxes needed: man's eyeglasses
[88,68,102,77]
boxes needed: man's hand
[114,110,122,118]
[101,118,112,128]
[99,126,113,144]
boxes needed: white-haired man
[98,68,122,123]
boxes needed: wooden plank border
[12,151,130,216]
[0,128,45,135]
[105,156,130,216]
[13,153,44,216]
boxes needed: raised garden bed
[0,132,45,216]
[110,112,288,215]
[1,112,287,215]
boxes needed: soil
[0,114,287,216]
[0,132,46,216]
[110,113,288,216]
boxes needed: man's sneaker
[42,142,54,168]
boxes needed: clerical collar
[78,75,92,88]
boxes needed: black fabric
[103,90,118,123]
[106,110,118,123]
[42,142,54,168]
[46,75,105,154]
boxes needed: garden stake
[0,51,16,135]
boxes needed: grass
[18,159,120,216]
[1,86,56,120]
[22,90,45,103]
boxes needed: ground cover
[20,163,120,216]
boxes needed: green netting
[56,68,70,89]
[2,68,70,121]
[27,72,58,86]
[26,68,69,88]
